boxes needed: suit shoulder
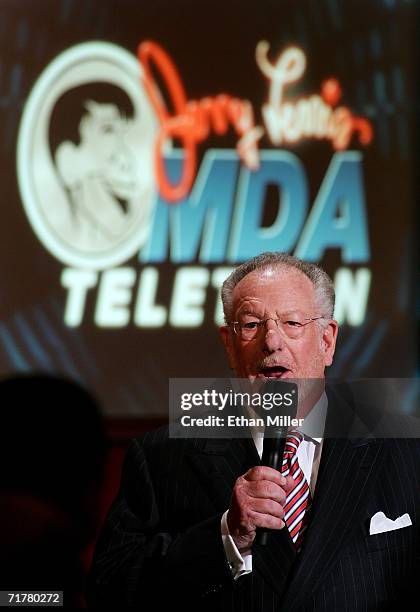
[380,413,420,440]
[129,423,202,464]
[382,422,420,466]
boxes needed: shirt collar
[298,392,328,444]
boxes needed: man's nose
[262,319,286,353]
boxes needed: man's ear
[322,320,338,367]
[219,325,236,370]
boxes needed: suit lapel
[279,386,390,610]
[252,526,297,597]
[279,436,388,611]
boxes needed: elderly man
[87,253,419,611]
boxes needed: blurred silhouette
[0,374,107,608]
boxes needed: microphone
[255,379,297,546]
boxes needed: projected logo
[17,39,373,329]
[17,42,158,269]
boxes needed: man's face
[78,101,137,200]
[220,267,338,381]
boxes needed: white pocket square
[369,511,412,535]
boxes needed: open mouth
[258,365,290,379]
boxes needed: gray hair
[221,252,335,323]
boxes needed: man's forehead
[232,266,315,308]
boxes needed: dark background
[0,0,418,604]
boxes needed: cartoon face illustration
[68,102,139,203]
[18,42,159,269]
[49,82,154,247]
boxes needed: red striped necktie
[281,431,311,550]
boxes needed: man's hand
[227,466,294,554]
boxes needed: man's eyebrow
[236,309,306,318]
[236,309,262,317]
[280,310,304,317]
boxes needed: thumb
[284,475,295,492]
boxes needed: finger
[247,481,287,505]
[249,498,285,519]
[248,509,285,531]
[244,466,287,486]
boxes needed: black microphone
[255,379,297,546]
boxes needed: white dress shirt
[221,393,327,579]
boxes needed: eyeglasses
[228,316,326,340]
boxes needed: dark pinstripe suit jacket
[87,393,420,611]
